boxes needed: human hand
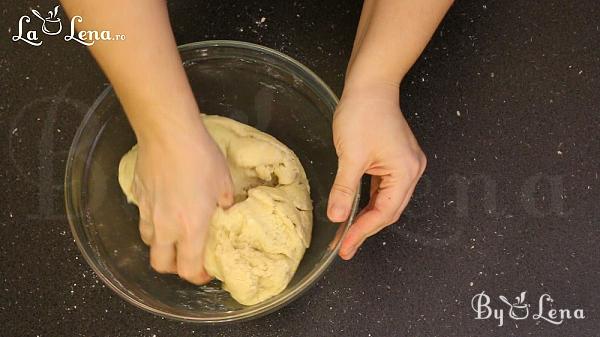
[327,83,427,260]
[130,110,234,284]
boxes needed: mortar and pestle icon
[31,5,62,36]
[499,291,530,320]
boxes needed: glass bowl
[65,40,360,323]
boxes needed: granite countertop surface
[2,0,600,336]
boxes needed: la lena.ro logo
[472,291,585,327]
[12,5,126,47]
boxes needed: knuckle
[332,183,356,197]
[151,219,172,241]
[384,209,400,226]
[178,242,203,261]
[389,213,402,225]
[404,159,420,177]
[151,209,170,228]
[138,203,152,220]
[139,225,154,244]
[179,216,202,238]
[405,151,427,178]
[153,209,201,240]
[419,153,428,174]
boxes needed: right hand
[131,111,234,285]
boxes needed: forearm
[346,0,453,90]
[60,0,203,143]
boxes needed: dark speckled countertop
[2,1,600,336]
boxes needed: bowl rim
[64,39,360,323]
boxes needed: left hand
[327,82,427,260]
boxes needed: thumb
[328,157,364,222]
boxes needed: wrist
[340,80,400,105]
[128,101,209,148]
[344,52,406,92]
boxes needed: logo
[12,5,126,46]
[31,6,62,36]
[471,291,585,327]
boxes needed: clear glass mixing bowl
[65,40,360,323]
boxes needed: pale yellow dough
[118,115,313,305]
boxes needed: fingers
[338,150,427,260]
[369,175,381,199]
[339,174,411,260]
[150,242,177,274]
[177,238,213,285]
[149,218,213,284]
[327,157,364,222]
[392,179,419,222]
[139,217,154,245]
[141,205,177,274]
[148,205,214,284]
[175,208,213,284]
[150,239,211,285]
[179,172,230,283]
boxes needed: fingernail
[329,204,348,221]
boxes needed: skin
[60,0,452,283]
[61,0,233,284]
[328,0,454,260]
